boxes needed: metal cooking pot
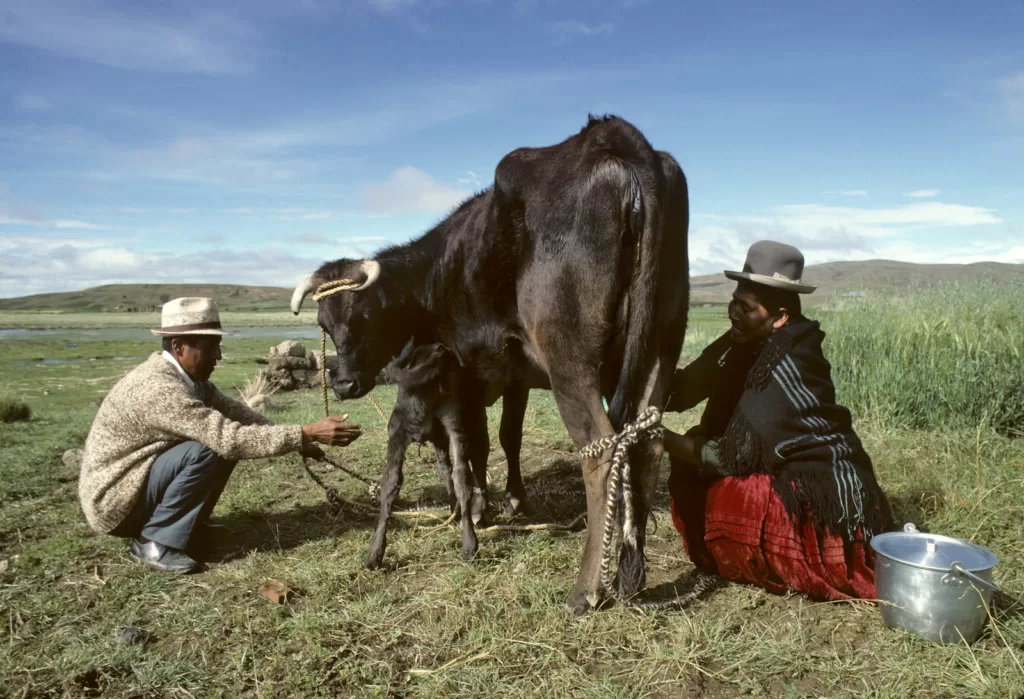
[870,523,1001,645]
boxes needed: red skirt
[668,464,877,601]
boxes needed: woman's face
[727,283,786,345]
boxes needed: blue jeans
[112,441,237,551]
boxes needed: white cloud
[0,1,260,74]
[54,219,106,230]
[457,170,484,189]
[78,247,144,270]
[551,21,614,44]
[736,201,1002,239]
[0,238,371,297]
[691,198,1011,275]
[169,208,196,215]
[359,167,473,215]
[839,190,867,197]
[905,189,940,198]
[14,93,51,111]
[0,209,106,230]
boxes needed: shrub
[0,396,32,423]
[816,281,1024,435]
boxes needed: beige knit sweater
[79,352,303,533]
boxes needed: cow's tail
[607,163,662,431]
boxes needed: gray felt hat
[724,240,817,294]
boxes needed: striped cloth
[671,319,892,542]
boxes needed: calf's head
[291,258,408,399]
[386,341,452,389]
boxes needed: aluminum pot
[871,523,1001,644]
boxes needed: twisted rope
[298,277,381,511]
[580,407,723,609]
[580,407,663,599]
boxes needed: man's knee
[181,442,236,472]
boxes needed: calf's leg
[430,422,456,512]
[365,428,409,570]
[439,414,478,561]
[500,384,529,515]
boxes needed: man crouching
[78,297,361,574]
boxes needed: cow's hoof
[566,588,595,616]
[503,492,528,517]
[471,489,488,526]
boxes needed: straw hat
[151,297,228,336]
[723,240,817,294]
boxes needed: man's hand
[302,415,362,448]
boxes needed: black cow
[292,115,690,613]
[365,341,490,569]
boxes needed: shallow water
[9,356,148,366]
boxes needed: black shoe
[130,538,199,574]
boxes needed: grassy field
[1,289,1022,697]
[0,284,298,313]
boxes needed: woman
[662,241,892,601]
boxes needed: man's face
[173,335,222,382]
[727,283,778,345]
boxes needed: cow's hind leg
[617,357,671,598]
[500,384,529,516]
[542,374,617,614]
[365,431,409,570]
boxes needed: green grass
[0,396,31,423]
[817,281,1024,435]
[0,283,298,313]
[0,291,1022,697]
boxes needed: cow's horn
[352,260,381,291]
[290,275,314,315]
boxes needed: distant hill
[1,260,1022,312]
[0,284,292,312]
[689,260,1024,306]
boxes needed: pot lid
[871,531,997,572]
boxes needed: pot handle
[949,562,1001,592]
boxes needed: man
[662,241,892,601]
[79,297,362,574]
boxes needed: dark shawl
[668,319,892,541]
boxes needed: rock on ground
[269,340,307,358]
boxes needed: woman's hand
[662,429,699,465]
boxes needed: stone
[268,356,312,370]
[291,370,307,383]
[269,340,307,358]
[257,579,299,605]
[62,448,84,470]
[117,627,154,646]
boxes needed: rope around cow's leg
[580,407,663,602]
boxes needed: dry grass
[1,297,1022,697]
[238,371,280,413]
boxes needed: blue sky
[1,0,1021,297]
